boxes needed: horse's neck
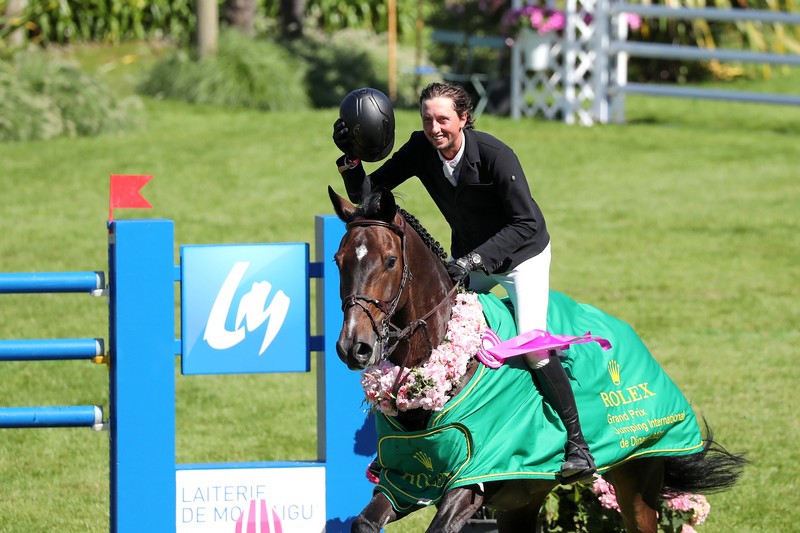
[387,227,457,432]
[390,235,452,367]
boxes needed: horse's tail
[661,421,748,497]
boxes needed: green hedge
[287,28,427,109]
[5,0,195,45]
[3,0,423,46]
[0,27,433,141]
[138,28,432,111]
[0,52,140,142]
[137,30,311,111]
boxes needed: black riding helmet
[338,88,395,162]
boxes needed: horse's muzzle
[335,336,382,370]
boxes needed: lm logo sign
[204,261,290,356]
[181,243,310,375]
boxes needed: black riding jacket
[338,128,550,275]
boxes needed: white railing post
[593,0,611,123]
[610,0,630,123]
[563,0,579,124]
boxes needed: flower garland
[592,476,711,532]
[361,292,486,417]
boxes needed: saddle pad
[374,290,703,511]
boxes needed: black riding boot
[533,351,597,483]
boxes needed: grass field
[0,49,798,531]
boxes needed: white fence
[510,0,800,124]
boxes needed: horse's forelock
[355,190,397,223]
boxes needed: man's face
[421,96,467,159]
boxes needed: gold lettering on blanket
[610,411,687,449]
[413,451,434,472]
[598,361,691,449]
[399,471,453,491]
[607,359,621,385]
[647,411,686,428]
[599,382,657,407]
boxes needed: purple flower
[591,477,621,511]
[501,5,566,35]
[624,13,642,31]
[501,3,642,36]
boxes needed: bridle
[341,217,459,361]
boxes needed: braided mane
[397,208,448,265]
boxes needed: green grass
[0,49,798,531]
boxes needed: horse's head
[328,186,453,370]
[329,186,408,369]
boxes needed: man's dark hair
[419,82,476,130]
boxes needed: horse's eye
[386,256,398,269]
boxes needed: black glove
[447,252,484,286]
[446,261,470,286]
[333,118,355,160]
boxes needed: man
[333,82,595,482]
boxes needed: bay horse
[328,186,746,533]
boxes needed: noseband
[341,218,457,361]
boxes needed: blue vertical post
[109,220,176,533]
[316,215,376,527]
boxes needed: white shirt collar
[437,132,466,187]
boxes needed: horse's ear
[376,188,397,223]
[328,186,356,222]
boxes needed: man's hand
[446,260,470,286]
[447,252,485,286]
[333,118,355,159]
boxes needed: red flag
[109,174,153,221]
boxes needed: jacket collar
[457,129,480,186]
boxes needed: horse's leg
[495,487,550,532]
[351,491,403,533]
[607,459,664,533]
[426,486,484,533]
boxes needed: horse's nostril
[354,342,373,358]
[337,338,375,369]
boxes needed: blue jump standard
[0,216,373,531]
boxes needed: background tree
[281,0,304,39]
[196,0,218,57]
[224,0,256,36]
[3,0,27,47]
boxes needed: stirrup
[560,464,597,484]
[559,441,597,483]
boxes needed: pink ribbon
[476,328,612,369]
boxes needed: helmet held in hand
[338,88,395,162]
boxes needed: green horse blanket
[374,290,703,511]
